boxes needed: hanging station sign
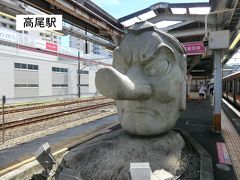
[182,41,206,55]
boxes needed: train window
[79,70,89,74]
[61,68,68,72]
[15,84,27,87]
[229,80,233,93]
[238,79,240,95]
[33,65,38,70]
[223,81,226,91]
[52,84,68,87]
[20,64,27,69]
[28,84,39,87]
[28,64,34,70]
[14,63,21,69]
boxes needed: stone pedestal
[59,130,185,180]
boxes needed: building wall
[0,44,79,99]
[39,62,52,96]
[14,66,39,98]
[80,70,89,94]
[0,52,14,98]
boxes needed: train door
[234,79,237,103]
[228,80,234,102]
[223,80,227,98]
[226,80,229,97]
[236,78,240,106]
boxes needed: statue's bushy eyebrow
[113,29,186,73]
[140,43,174,66]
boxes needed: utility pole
[2,95,6,144]
[78,51,81,98]
[213,49,222,132]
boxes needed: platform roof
[118,0,240,78]
[18,0,124,44]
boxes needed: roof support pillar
[213,49,222,133]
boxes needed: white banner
[16,15,62,30]
[0,28,18,42]
[35,39,46,50]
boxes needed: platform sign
[216,142,231,165]
[46,42,58,51]
[16,15,62,31]
[182,41,205,55]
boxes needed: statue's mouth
[124,107,160,117]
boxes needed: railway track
[0,101,114,129]
[0,97,107,115]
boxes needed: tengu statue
[96,21,187,136]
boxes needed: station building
[0,0,112,102]
[0,27,110,102]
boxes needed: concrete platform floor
[176,100,237,180]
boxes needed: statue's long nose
[95,67,152,100]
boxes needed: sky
[91,0,209,19]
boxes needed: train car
[223,71,240,107]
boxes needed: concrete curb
[0,122,119,180]
[175,129,214,180]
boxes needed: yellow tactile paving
[221,110,240,180]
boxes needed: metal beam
[227,0,240,26]
[47,0,123,35]
[0,0,27,14]
[19,0,124,40]
[81,0,120,27]
[148,14,216,24]
[169,28,205,38]
[19,0,99,34]
[169,2,209,8]
[118,8,151,22]
[62,27,115,50]
[187,58,201,73]
[161,20,195,31]
[118,2,210,22]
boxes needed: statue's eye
[146,59,170,77]
[150,68,157,76]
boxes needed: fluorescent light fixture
[0,11,16,19]
[222,69,233,71]
[221,55,227,63]
[121,17,141,27]
[138,11,156,21]
[155,21,182,29]
[189,7,210,14]
[171,8,186,14]
[191,70,205,72]
[229,32,240,49]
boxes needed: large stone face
[95,21,187,136]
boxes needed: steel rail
[0,101,114,129]
[0,97,107,115]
